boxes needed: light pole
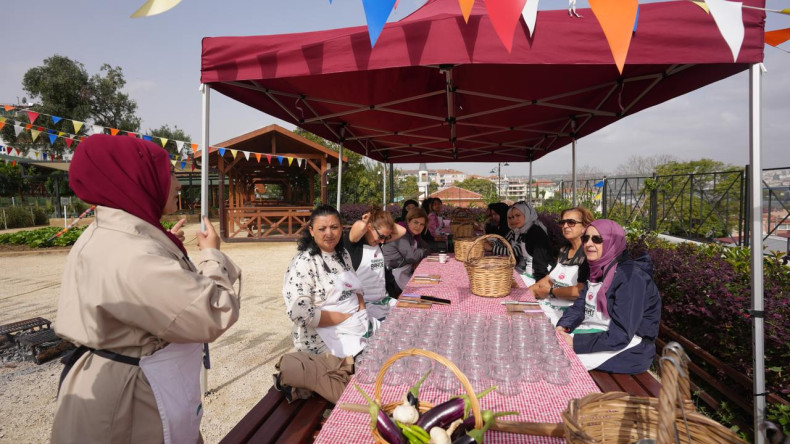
[490,162,509,198]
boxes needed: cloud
[126,79,158,93]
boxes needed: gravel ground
[0,221,298,443]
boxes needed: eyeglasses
[558,219,582,227]
[581,234,604,244]
[373,227,392,242]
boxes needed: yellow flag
[0,117,5,123]
[131,0,182,18]
[73,120,84,133]
[159,137,168,147]
[58,132,66,137]
[31,129,41,142]
[691,1,710,14]
[287,157,293,166]
[230,149,238,159]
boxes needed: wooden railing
[226,206,312,240]
[657,323,789,435]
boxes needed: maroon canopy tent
[200,0,765,163]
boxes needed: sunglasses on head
[581,234,604,244]
[373,227,392,242]
[558,219,582,227]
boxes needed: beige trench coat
[51,207,241,444]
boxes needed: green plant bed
[0,226,87,248]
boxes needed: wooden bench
[220,387,332,444]
[589,370,662,398]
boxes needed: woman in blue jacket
[556,219,661,374]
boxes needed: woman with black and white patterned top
[282,205,369,356]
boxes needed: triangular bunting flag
[277,156,284,164]
[127,132,136,137]
[765,28,790,47]
[48,134,57,145]
[297,158,303,167]
[361,0,397,47]
[255,153,262,162]
[52,116,62,124]
[143,135,152,142]
[25,124,32,130]
[706,0,745,62]
[131,0,183,18]
[243,151,251,161]
[58,131,66,137]
[14,125,24,137]
[0,117,5,123]
[589,0,639,74]
[72,120,84,133]
[287,157,293,166]
[522,0,539,38]
[633,6,639,33]
[181,161,186,169]
[0,121,4,131]
[159,137,168,147]
[486,0,528,52]
[110,128,120,136]
[176,141,184,151]
[459,0,475,23]
[65,138,74,148]
[43,152,48,160]
[230,149,238,158]
[93,125,105,135]
[27,111,39,125]
[191,143,198,153]
[691,1,710,14]
[266,154,272,163]
[3,105,14,111]
[31,129,41,142]
[218,147,226,157]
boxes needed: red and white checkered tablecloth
[315,256,602,444]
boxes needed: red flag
[266,154,272,163]
[65,138,74,148]
[485,0,528,52]
[27,111,39,124]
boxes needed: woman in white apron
[382,208,429,292]
[52,135,242,444]
[486,201,555,286]
[555,220,662,374]
[282,205,373,357]
[343,208,408,320]
[531,207,595,325]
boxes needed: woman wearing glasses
[531,207,595,324]
[344,207,407,320]
[487,201,555,286]
[555,220,661,373]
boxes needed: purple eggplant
[354,384,406,444]
[407,370,432,408]
[415,386,496,431]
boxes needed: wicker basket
[561,342,745,444]
[454,236,483,263]
[465,234,516,298]
[369,348,483,443]
[449,207,476,238]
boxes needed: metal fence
[559,166,790,248]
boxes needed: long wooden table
[314,255,602,443]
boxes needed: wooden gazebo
[201,125,345,241]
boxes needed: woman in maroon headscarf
[555,219,661,374]
[52,135,241,444]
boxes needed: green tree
[88,64,141,131]
[0,163,25,198]
[149,124,192,157]
[455,177,495,196]
[22,55,91,121]
[395,175,420,201]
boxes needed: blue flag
[361,0,396,47]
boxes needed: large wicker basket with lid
[465,234,515,298]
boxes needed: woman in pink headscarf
[555,219,661,374]
[52,134,242,444]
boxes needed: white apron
[139,343,204,444]
[572,282,642,370]
[539,263,579,325]
[314,267,370,357]
[358,244,395,320]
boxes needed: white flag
[706,0,744,62]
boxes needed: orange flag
[0,121,4,131]
[191,143,198,153]
[255,153,262,162]
[3,105,14,111]
[459,0,475,23]
[110,128,120,136]
[589,0,639,74]
[765,28,790,47]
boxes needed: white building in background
[398,167,468,189]
[417,163,429,200]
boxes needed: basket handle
[373,348,483,430]
[656,342,694,444]
[450,207,472,219]
[468,233,516,266]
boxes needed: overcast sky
[2,0,788,177]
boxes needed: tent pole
[528,161,533,204]
[337,129,345,210]
[199,83,211,396]
[572,138,577,206]
[749,63,765,444]
[382,161,387,210]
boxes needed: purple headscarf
[586,219,627,319]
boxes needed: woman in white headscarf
[486,201,555,286]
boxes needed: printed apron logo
[558,273,566,280]
[587,292,594,301]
